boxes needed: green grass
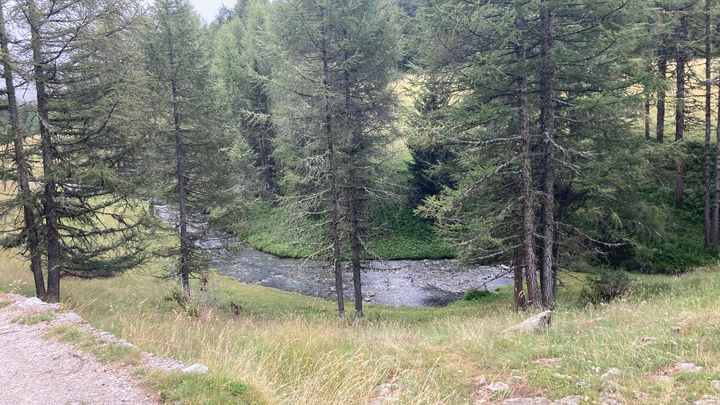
[47,324,143,365]
[14,312,55,325]
[3,251,720,403]
[155,373,263,405]
[241,204,453,260]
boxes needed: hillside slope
[2,253,720,404]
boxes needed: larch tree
[415,0,648,309]
[214,0,277,199]
[703,0,712,248]
[271,0,400,320]
[0,0,44,297]
[144,0,236,299]
[5,0,148,302]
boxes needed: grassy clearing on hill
[241,204,454,260]
[2,251,720,404]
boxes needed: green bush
[463,289,494,301]
[579,268,632,306]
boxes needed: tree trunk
[539,0,556,308]
[657,49,667,144]
[714,20,720,246]
[512,250,526,310]
[343,56,364,319]
[644,94,651,142]
[168,43,191,299]
[28,0,61,303]
[320,5,345,319]
[514,7,538,310]
[675,14,687,206]
[704,0,713,249]
[253,60,276,199]
[349,175,363,318]
[0,1,45,298]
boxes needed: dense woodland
[1,0,720,320]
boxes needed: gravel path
[0,294,158,405]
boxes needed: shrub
[579,268,632,306]
[463,289,494,301]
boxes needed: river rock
[508,311,552,333]
[182,363,209,374]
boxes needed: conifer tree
[144,0,235,298]
[0,0,44,298]
[271,0,400,319]
[214,0,277,199]
[8,0,148,302]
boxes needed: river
[155,205,513,307]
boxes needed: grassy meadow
[2,250,720,404]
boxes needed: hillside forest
[0,0,720,323]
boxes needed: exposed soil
[0,294,158,405]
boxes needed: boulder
[508,311,552,333]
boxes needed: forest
[2,0,720,404]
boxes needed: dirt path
[0,294,158,405]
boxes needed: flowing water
[155,205,513,307]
